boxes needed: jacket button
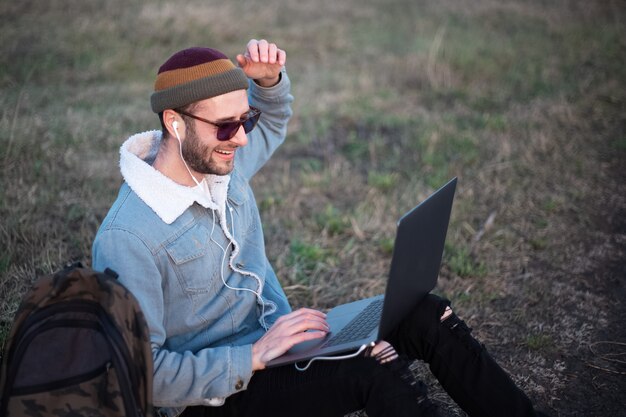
[235,379,244,390]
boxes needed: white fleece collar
[119,130,230,224]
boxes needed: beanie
[150,47,249,113]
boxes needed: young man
[92,39,543,417]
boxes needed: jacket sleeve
[260,259,293,328]
[235,69,294,181]
[92,228,254,408]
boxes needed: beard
[181,123,234,176]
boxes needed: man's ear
[163,109,183,140]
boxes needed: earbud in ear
[172,120,182,143]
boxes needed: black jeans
[181,294,537,417]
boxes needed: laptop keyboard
[323,298,384,347]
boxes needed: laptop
[267,177,457,368]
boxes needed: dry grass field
[1,0,624,415]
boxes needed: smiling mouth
[214,149,234,156]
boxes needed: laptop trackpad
[288,331,327,354]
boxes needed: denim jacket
[92,73,293,416]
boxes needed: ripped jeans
[181,294,538,417]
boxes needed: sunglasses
[177,106,262,141]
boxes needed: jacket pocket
[165,223,219,293]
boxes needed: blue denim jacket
[92,73,293,415]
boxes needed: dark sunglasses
[177,106,262,141]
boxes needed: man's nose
[229,125,249,147]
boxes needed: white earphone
[172,120,180,141]
[171,119,201,187]
[170,117,270,329]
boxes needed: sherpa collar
[119,130,230,224]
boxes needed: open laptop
[267,177,457,368]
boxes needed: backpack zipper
[10,357,111,396]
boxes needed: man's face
[180,90,249,176]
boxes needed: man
[93,39,543,417]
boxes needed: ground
[0,1,624,416]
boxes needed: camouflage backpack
[0,262,153,417]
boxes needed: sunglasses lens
[243,112,261,134]
[215,110,261,140]
[216,122,240,141]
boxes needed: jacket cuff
[227,344,254,395]
[248,68,291,103]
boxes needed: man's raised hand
[236,39,286,87]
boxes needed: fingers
[252,308,329,370]
[268,42,277,64]
[235,53,247,68]
[245,39,286,65]
[273,308,329,334]
[440,306,453,322]
[277,307,327,320]
[277,48,286,66]
[367,340,399,364]
[254,327,327,370]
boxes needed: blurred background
[1,1,624,415]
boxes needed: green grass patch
[287,240,329,284]
[0,254,11,274]
[611,137,626,151]
[542,198,560,213]
[259,195,283,212]
[524,333,554,351]
[368,171,399,192]
[443,10,560,101]
[533,217,549,230]
[530,238,548,251]
[444,243,487,278]
[378,237,395,256]
[316,204,350,235]
[289,241,327,267]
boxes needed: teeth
[215,149,233,155]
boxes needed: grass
[444,243,487,278]
[524,333,554,352]
[1,1,625,415]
